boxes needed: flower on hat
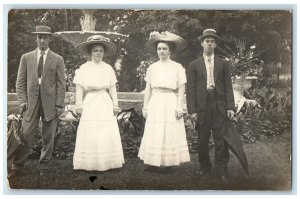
[149,31,160,40]
[161,31,172,36]
[147,31,187,52]
[87,35,110,42]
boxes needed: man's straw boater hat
[75,35,117,57]
[197,29,221,42]
[32,25,53,35]
[146,31,187,52]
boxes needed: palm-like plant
[217,36,266,84]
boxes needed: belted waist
[206,87,216,101]
[152,87,175,93]
[86,88,107,93]
[207,87,216,94]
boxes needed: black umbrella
[7,109,26,162]
[223,119,249,175]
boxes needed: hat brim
[32,32,53,35]
[146,34,187,52]
[75,40,116,57]
[197,34,222,42]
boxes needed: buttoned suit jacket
[186,55,235,124]
[16,48,66,122]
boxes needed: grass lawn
[7,130,291,191]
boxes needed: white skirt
[73,90,124,171]
[138,90,190,166]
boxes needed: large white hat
[146,31,187,52]
[75,35,116,57]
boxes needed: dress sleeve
[110,68,118,86]
[73,68,84,87]
[177,64,187,88]
[144,65,152,83]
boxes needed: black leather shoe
[197,169,211,176]
[213,175,230,184]
[220,175,229,184]
[196,169,211,180]
[39,169,49,176]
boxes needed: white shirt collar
[37,48,49,56]
[203,53,214,61]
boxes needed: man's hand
[227,110,235,120]
[20,102,28,113]
[56,106,65,117]
[190,113,198,123]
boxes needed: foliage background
[8,9,292,92]
[7,11,292,190]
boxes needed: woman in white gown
[138,31,190,169]
[73,35,124,171]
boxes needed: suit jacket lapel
[42,50,53,78]
[198,56,207,81]
[214,56,221,83]
[31,49,38,80]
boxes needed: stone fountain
[53,10,126,47]
[52,10,144,119]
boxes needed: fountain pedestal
[233,76,260,112]
[53,9,126,46]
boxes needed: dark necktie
[38,51,45,78]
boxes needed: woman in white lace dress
[138,31,190,170]
[72,35,124,171]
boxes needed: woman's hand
[75,106,83,117]
[142,108,148,118]
[113,106,119,116]
[175,108,184,120]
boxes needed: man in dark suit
[186,29,235,183]
[10,25,66,177]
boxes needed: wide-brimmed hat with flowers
[75,35,116,57]
[146,31,187,52]
[197,29,221,42]
[32,25,53,35]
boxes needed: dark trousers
[197,92,229,177]
[11,88,57,170]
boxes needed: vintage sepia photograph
[6,7,292,191]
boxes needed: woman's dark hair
[87,43,106,55]
[155,41,176,53]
